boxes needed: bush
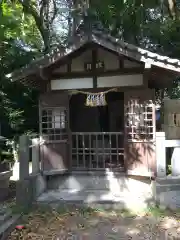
[0,140,13,172]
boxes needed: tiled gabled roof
[91,29,180,72]
[7,29,180,83]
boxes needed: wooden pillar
[143,62,151,88]
[156,132,166,177]
[92,48,97,88]
[19,135,30,180]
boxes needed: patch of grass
[119,208,137,218]
[11,204,33,215]
[78,206,97,217]
[34,204,52,214]
[91,206,176,219]
[139,205,180,220]
[55,204,72,215]
[146,206,168,217]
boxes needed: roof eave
[6,31,180,84]
[91,32,180,73]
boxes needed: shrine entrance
[70,91,125,171]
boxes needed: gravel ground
[8,205,180,240]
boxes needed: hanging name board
[84,61,105,71]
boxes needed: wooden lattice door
[39,92,71,174]
[124,89,156,177]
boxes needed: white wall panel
[97,74,143,88]
[51,78,93,90]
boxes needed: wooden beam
[143,63,151,87]
[145,62,151,69]
[92,48,98,88]
[119,56,124,69]
[67,59,72,73]
[40,67,49,80]
[46,81,51,92]
[50,67,144,79]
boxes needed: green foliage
[90,0,180,56]
[0,1,39,163]
[90,0,180,102]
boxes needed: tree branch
[49,0,57,24]
[18,0,50,52]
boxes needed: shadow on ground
[8,203,180,240]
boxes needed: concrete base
[37,189,155,211]
[0,171,12,201]
[34,174,46,198]
[37,172,155,211]
[47,171,153,192]
[16,173,46,208]
[154,177,180,210]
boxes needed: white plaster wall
[51,78,93,90]
[97,74,143,88]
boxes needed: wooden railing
[72,132,124,170]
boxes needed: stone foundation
[16,173,46,208]
[154,177,180,210]
[38,171,155,211]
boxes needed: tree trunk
[67,0,73,41]
[168,0,177,20]
[18,0,51,53]
[72,0,80,38]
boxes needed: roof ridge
[92,29,180,62]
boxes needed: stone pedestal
[0,171,12,201]
[171,147,180,176]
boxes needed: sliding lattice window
[125,99,154,141]
[40,107,67,141]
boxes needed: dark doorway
[70,91,124,170]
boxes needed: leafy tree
[16,0,62,52]
[0,1,39,162]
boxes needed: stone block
[154,176,180,210]
[29,173,47,198]
[16,179,34,208]
[0,171,12,201]
[19,135,30,180]
[156,176,180,185]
